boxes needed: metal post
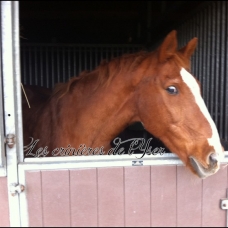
[0,3,6,176]
[1,1,23,226]
[147,1,151,44]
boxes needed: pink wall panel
[70,168,98,227]
[177,166,202,227]
[41,170,70,227]
[25,171,43,227]
[124,166,151,227]
[202,167,227,227]
[23,165,228,227]
[97,167,124,227]
[151,166,177,227]
[0,177,10,227]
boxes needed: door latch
[132,160,143,166]
[221,199,228,210]
[9,183,25,196]
[220,189,228,227]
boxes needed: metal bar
[20,150,228,168]
[110,46,114,60]
[201,9,206,100]
[225,2,228,141]
[62,46,65,82]
[22,153,184,167]
[84,46,87,70]
[45,46,49,87]
[219,1,226,139]
[179,22,184,48]
[90,47,92,71]
[40,46,43,86]
[51,46,54,87]
[34,46,38,85]
[73,46,76,76]
[193,16,197,76]
[28,46,32,85]
[205,6,210,108]
[68,47,71,80]
[13,1,23,164]
[57,46,60,83]
[191,16,196,76]
[78,46,82,75]
[189,17,195,74]
[147,1,151,43]
[214,1,220,128]
[95,46,98,68]
[198,11,203,84]
[0,0,6,175]
[22,46,27,85]
[105,46,108,61]
[209,2,216,117]
[194,14,198,76]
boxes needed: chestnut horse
[22,30,224,178]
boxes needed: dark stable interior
[111,122,170,155]
[20,1,228,154]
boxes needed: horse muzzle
[189,152,224,179]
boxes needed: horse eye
[166,86,178,95]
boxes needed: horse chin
[189,156,220,179]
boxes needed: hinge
[9,183,25,196]
[4,134,16,148]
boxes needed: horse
[22,30,224,179]
[23,84,170,154]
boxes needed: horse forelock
[166,52,191,71]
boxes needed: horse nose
[209,153,219,166]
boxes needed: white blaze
[180,68,224,161]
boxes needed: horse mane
[96,51,149,89]
[51,49,190,100]
[52,70,89,100]
[52,51,148,100]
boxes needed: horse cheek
[136,89,166,137]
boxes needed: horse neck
[57,74,139,152]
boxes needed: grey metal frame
[1,1,23,226]
[0,1,5,176]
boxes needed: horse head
[133,30,224,178]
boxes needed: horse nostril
[209,153,218,166]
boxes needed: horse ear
[179,37,198,59]
[158,30,178,63]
